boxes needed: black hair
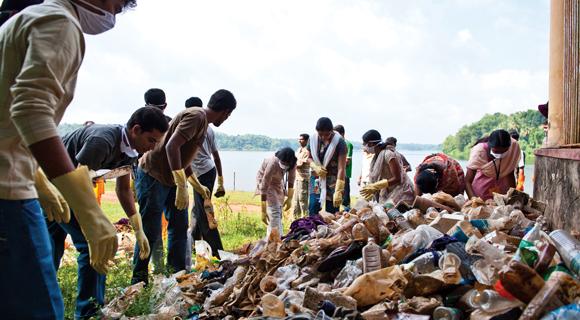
[416,169,439,194]
[385,137,397,146]
[362,129,382,143]
[124,1,138,9]
[333,124,345,135]
[275,147,297,169]
[299,133,310,141]
[508,129,520,141]
[144,88,166,107]
[207,89,236,112]
[488,129,512,148]
[127,107,169,133]
[0,0,42,11]
[315,117,333,132]
[185,97,203,108]
[1,0,42,26]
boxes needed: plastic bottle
[467,289,522,314]
[433,306,462,320]
[386,208,413,231]
[470,238,508,269]
[549,230,580,278]
[362,238,382,273]
[403,251,442,274]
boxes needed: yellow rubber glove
[283,187,294,211]
[215,176,225,198]
[51,166,118,274]
[309,161,327,178]
[261,201,269,225]
[187,174,211,199]
[129,213,150,260]
[172,169,189,210]
[333,179,345,208]
[35,169,70,223]
[360,179,389,200]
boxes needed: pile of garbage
[103,188,580,319]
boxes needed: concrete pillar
[548,0,564,147]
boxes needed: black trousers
[192,167,224,257]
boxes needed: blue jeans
[132,168,188,284]
[308,175,339,215]
[0,199,64,319]
[47,214,106,319]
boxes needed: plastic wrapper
[344,265,407,307]
[333,260,363,289]
[274,264,300,291]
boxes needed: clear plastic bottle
[362,237,382,273]
[404,251,441,274]
[468,289,521,314]
[549,229,580,277]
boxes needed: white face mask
[363,145,374,154]
[72,0,116,35]
[279,162,290,171]
[490,151,506,159]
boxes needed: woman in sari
[256,147,297,238]
[465,129,521,200]
[414,153,466,196]
[359,130,414,204]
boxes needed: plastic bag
[274,264,300,291]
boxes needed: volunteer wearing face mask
[307,117,348,215]
[359,130,414,204]
[47,107,167,319]
[256,147,297,238]
[0,0,136,318]
[465,129,521,200]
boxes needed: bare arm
[507,170,516,189]
[116,174,137,217]
[29,137,75,179]
[165,132,188,171]
[212,150,223,177]
[337,151,347,181]
[465,168,476,199]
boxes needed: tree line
[442,110,545,163]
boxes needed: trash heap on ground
[103,188,580,320]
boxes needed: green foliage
[442,110,545,162]
[214,132,298,151]
[58,124,440,151]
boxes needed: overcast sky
[58,0,549,144]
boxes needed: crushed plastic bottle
[403,251,442,274]
[439,252,462,284]
[386,208,413,231]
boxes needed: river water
[218,150,534,196]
